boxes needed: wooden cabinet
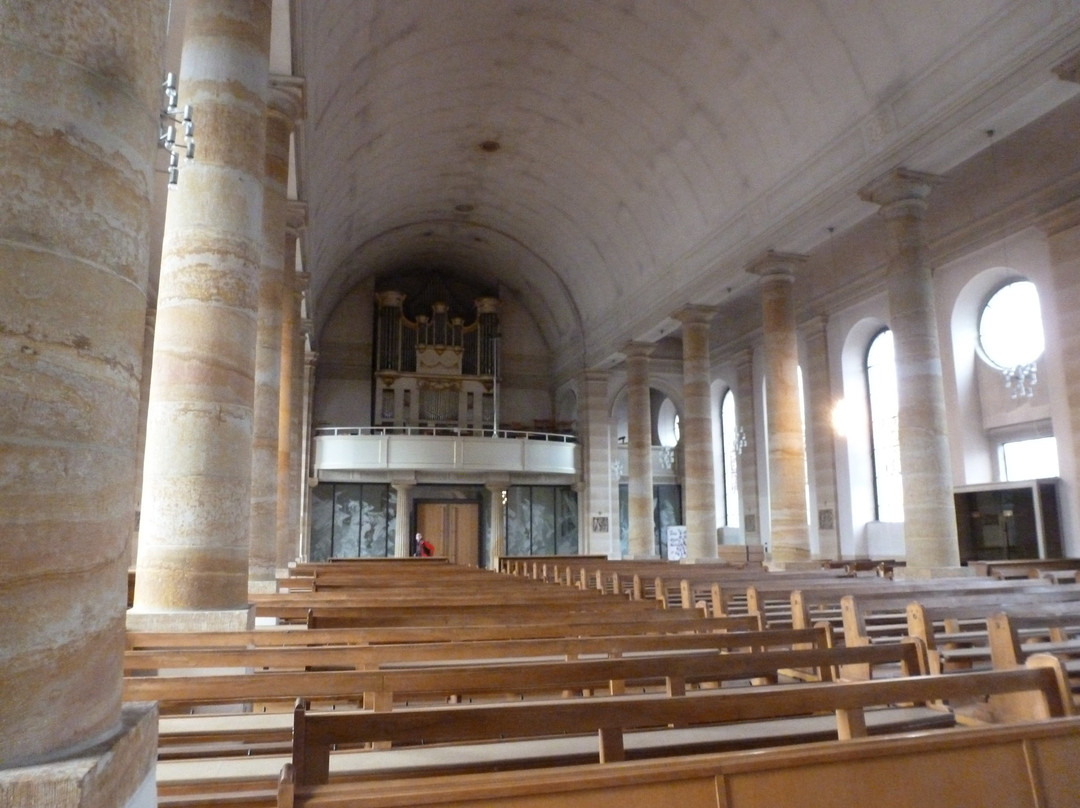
[954,478,1062,563]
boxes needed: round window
[978,280,1044,370]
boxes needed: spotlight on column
[159,72,195,189]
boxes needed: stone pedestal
[893,566,974,581]
[0,704,157,808]
[126,606,255,633]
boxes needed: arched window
[657,397,680,447]
[720,389,740,526]
[866,329,903,521]
[978,278,1058,480]
[978,279,1044,395]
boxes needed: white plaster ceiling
[290,0,1080,373]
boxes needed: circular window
[657,398,680,447]
[978,280,1044,370]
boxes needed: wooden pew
[287,654,1071,787]
[275,715,1080,808]
[987,606,1080,682]
[144,640,929,762]
[127,612,761,653]
[905,588,1080,674]
[126,625,835,686]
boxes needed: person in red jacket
[413,532,434,557]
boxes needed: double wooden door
[416,501,480,566]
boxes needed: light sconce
[659,446,676,470]
[1003,362,1038,399]
[160,72,195,189]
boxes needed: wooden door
[416,502,480,566]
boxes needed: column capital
[484,475,511,492]
[390,474,417,489]
[268,74,305,122]
[1053,51,1080,85]
[858,167,944,211]
[581,369,610,384]
[746,250,807,281]
[286,200,308,235]
[622,340,655,360]
[672,304,718,326]
[800,313,829,337]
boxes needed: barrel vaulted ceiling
[285,1,1080,376]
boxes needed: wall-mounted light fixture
[160,72,195,188]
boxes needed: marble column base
[679,557,733,565]
[622,554,662,561]
[126,606,256,632]
[765,559,826,572]
[248,579,278,595]
[0,703,157,808]
[892,565,974,581]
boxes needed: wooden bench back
[290,654,1072,786]
[278,714,1080,808]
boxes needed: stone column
[486,478,510,569]
[748,252,811,564]
[249,78,299,591]
[131,309,156,567]
[734,349,761,545]
[0,0,164,795]
[276,203,307,569]
[299,348,318,560]
[859,168,960,572]
[1043,56,1080,561]
[1040,213,1080,555]
[802,316,840,560]
[675,306,718,560]
[391,478,416,557]
[625,342,657,558]
[133,0,272,625]
[581,371,615,556]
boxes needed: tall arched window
[720,389,740,526]
[866,329,903,521]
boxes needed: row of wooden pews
[126,557,1080,808]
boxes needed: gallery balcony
[312,425,580,481]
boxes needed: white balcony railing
[313,426,579,478]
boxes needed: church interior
[6,1,1080,806]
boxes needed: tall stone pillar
[0,0,163,796]
[675,306,718,560]
[486,478,510,569]
[860,168,960,572]
[802,316,840,560]
[133,0,272,625]
[734,350,761,545]
[625,342,657,558]
[392,478,416,557]
[249,78,300,591]
[1040,214,1080,555]
[276,203,307,569]
[581,371,615,556]
[1042,55,1080,561]
[748,252,810,564]
[131,309,156,566]
[299,348,318,560]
